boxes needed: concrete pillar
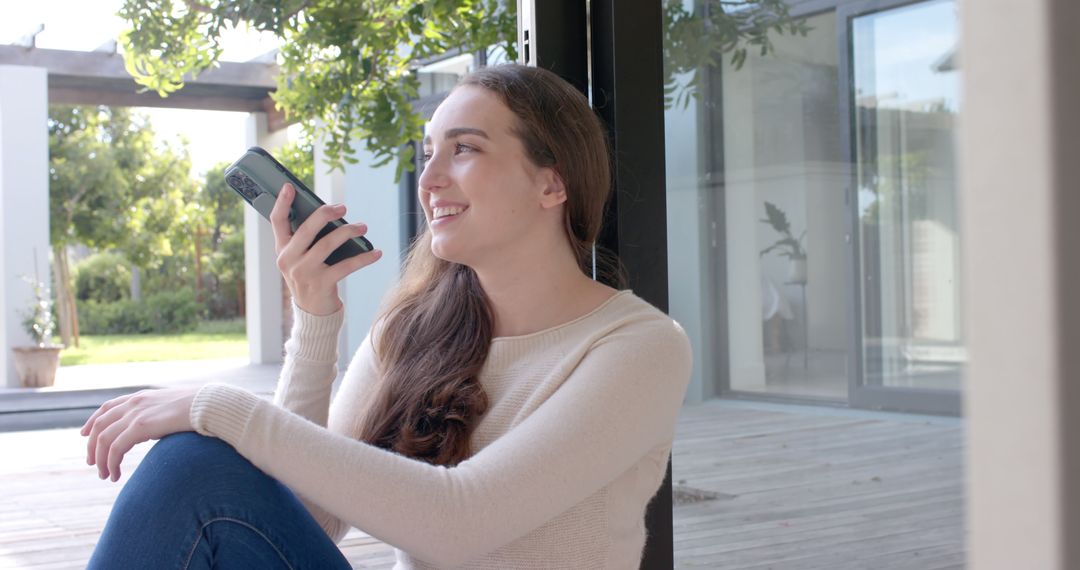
[244,113,288,364]
[311,139,407,374]
[312,137,351,372]
[962,0,1080,568]
[0,66,49,388]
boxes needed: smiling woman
[81,64,692,570]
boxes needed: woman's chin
[429,237,466,265]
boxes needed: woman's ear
[538,168,568,209]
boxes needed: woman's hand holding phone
[270,183,382,315]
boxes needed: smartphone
[224,146,374,265]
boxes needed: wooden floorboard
[0,399,965,568]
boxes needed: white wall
[329,146,409,374]
[962,0,1080,567]
[0,66,49,387]
[244,113,288,364]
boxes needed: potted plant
[759,201,808,284]
[11,274,63,388]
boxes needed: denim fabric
[87,432,354,570]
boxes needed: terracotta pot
[11,346,62,388]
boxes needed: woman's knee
[131,432,268,500]
[147,431,234,461]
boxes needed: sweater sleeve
[267,300,354,541]
[272,300,344,424]
[190,318,692,567]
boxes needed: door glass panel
[852,0,964,391]
[719,11,850,400]
[664,2,966,567]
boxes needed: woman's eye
[420,144,473,166]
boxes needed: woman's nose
[418,153,449,192]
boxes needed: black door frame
[520,0,674,566]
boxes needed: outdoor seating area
[0,394,964,569]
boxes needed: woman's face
[419,86,561,267]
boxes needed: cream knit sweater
[190,290,692,569]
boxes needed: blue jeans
[87,432,354,569]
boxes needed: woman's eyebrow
[423,127,490,145]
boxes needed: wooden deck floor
[0,399,964,569]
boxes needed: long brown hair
[357,64,617,466]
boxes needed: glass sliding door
[712,11,852,402]
[846,0,964,412]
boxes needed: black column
[516,0,589,93]
[590,0,670,311]
[519,0,672,567]
[590,1,673,569]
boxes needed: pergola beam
[0,45,277,87]
[0,45,287,130]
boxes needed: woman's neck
[474,243,615,338]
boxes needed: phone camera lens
[228,171,262,201]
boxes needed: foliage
[118,0,801,175]
[119,0,516,178]
[206,231,245,295]
[48,105,197,346]
[662,0,810,109]
[49,105,195,265]
[138,256,194,298]
[18,274,58,347]
[759,201,806,260]
[74,252,133,303]
[276,138,316,188]
[77,289,206,335]
[200,161,245,236]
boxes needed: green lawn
[57,332,248,366]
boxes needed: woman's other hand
[80,387,199,482]
[270,183,383,315]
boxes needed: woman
[82,63,692,569]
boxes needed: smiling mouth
[432,206,468,220]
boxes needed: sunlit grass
[56,320,247,366]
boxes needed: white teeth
[433,206,466,219]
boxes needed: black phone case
[223,146,373,265]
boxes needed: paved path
[51,357,282,393]
[0,359,300,432]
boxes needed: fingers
[327,248,384,283]
[81,387,196,483]
[85,397,135,466]
[269,183,296,253]
[281,202,348,261]
[96,416,134,480]
[80,394,129,437]
[310,222,368,262]
[105,424,147,483]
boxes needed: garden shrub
[74,252,132,303]
[77,288,204,335]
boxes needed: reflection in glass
[853,0,964,391]
[663,2,966,567]
[719,12,850,400]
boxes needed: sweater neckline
[490,289,632,343]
